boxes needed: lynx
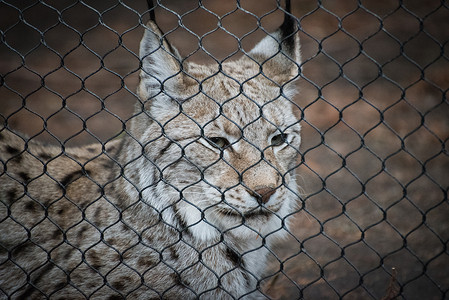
[0,2,301,299]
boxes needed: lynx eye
[270,133,287,147]
[207,137,230,149]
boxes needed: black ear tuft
[279,0,296,51]
[247,0,301,84]
[147,0,156,22]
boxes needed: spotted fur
[0,12,301,300]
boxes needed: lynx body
[0,6,301,299]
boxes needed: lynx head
[126,8,302,243]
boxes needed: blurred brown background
[1,0,448,299]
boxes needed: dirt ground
[1,0,448,299]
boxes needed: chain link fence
[0,0,448,299]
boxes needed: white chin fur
[178,195,294,243]
[141,178,298,243]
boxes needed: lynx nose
[251,186,276,205]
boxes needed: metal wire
[0,0,448,299]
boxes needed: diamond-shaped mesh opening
[1,0,448,299]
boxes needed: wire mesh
[0,0,448,299]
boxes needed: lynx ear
[138,20,184,101]
[249,2,301,85]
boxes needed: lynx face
[125,21,302,242]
